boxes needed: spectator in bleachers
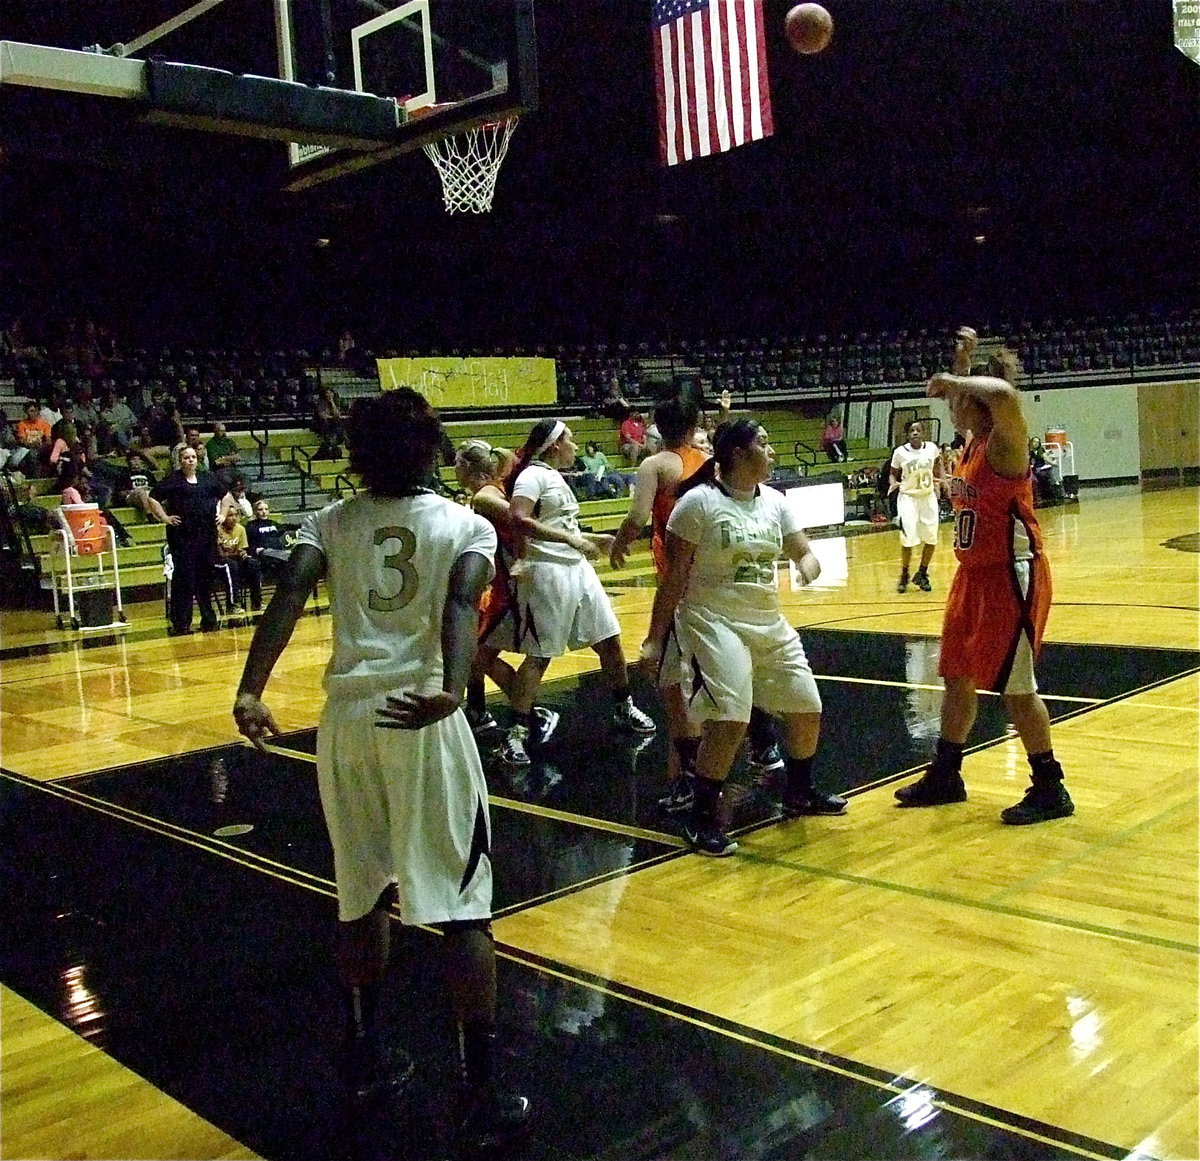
[618,408,650,465]
[216,507,262,613]
[15,402,52,473]
[228,476,253,521]
[73,385,100,431]
[38,395,64,428]
[172,427,210,472]
[578,441,626,499]
[597,374,630,421]
[99,389,137,452]
[146,394,184,451]
[205,422,241,486]
[88,451,167,524]
[821,412,848,462]
[245,498,294,579]
[0,412,33,473]
[312,383,345,460]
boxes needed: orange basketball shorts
[939,555,1052,694]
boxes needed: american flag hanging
[653,0,775,167]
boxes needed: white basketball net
[423,117,518,214]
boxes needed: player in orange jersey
[894,327,1074,825]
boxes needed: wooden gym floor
[1,483,1197,1160]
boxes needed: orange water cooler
[49,504,128,630]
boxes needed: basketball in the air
[785,3,833,55]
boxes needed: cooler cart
[47,504,128,631]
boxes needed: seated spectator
[50,403,77,447]
[821,412,849,462]
[73,387,100,431]
[126,427,165,478]
[171,427,210,472]
[245,498,295,578]
[14,401,52,476]
[39,395,64,428]
[312,384,344,459]
[578,441,626,499]
[205,422,241,486]
[618,408,649,465]
[1,412,34,473]
[228,476,253,521]
[215,508,262,613]
[148,397,184,451]
[99,390,137,452]
[89,452,169,523]
[597,374,630,421]
[55,458,133,548]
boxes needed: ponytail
[506,418,561,498]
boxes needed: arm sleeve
[511,467,545,506]
[294,509,325,554]
[461,516,498,580]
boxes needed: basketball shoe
[611,697,656,734]
[896,571,909,593]
[531,706,560,746]
[498,724,531,767]
[746,740,785,774]
[1000,782,1074,825]
[682,819,738,857]
[912,569,932,592]
[894,768,967,806]
[782,787,848,817]
[657,774,696,814]
[459,1086,532,1154]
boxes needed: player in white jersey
[890,420,945,592]
[644,419,847,857]
[485,418,657,765]
[232,389,528,1150]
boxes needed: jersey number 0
[369,526,418,611]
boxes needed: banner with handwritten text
[377,357,558,408]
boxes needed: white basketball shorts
[490,558,621,658]
[316,695,493,925]
[675,604,822,723]
[897,492,940,548]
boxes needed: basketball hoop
[423,117,518,214]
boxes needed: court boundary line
[492,945,1135,1161]
[0,761,1133,1161]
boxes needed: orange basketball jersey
[651,445,710,579]
[949,435,1043,568]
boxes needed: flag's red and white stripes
[654,0,774,167]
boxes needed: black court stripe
[495,944,1133,1161]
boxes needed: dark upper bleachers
[2,308,1197,428]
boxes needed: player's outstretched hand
[376,691,460,730]
[927,372,957,399]
[234,692,280,751]
[609,540,629,570]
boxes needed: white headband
[534,421,566,457]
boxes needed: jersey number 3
[369,526,418,611]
